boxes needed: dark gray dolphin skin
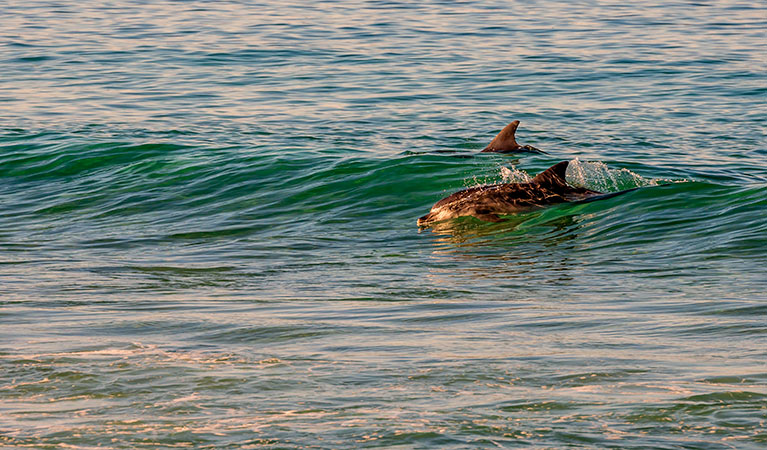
[481,120,542,153]
[418,160,604,226]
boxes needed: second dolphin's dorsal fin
[531,161,570,187]
[481,120,520,153]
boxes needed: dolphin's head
[417,213,434,227]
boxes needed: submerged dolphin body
[481,120,542,153]
[418,161,607,226]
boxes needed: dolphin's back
[432,184,501,208]
[433,183,548,209]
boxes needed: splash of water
[493,158,678,193]
[497,158,677,192]
[565,158,660,192]
[500,165,533,183]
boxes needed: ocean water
[1,0,766,448]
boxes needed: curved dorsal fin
[481,120,520,152]
[531,161,569,187]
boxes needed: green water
[1,1,766,448]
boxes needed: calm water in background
[1,1,766,448]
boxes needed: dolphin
[417,160,621,226]
[481,120,542,153]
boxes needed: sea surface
[1,1,766,448]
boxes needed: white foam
[500,165,533,183]
[565,158,657,192]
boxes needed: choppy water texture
[1,1,766,448]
